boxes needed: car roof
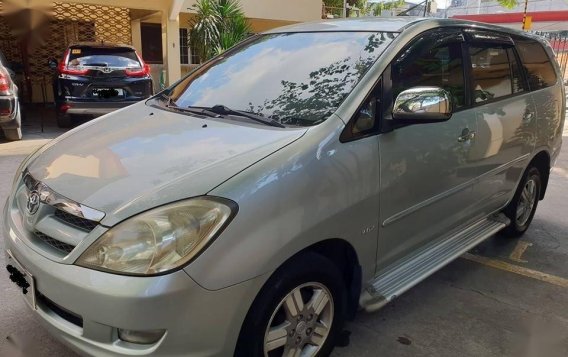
[68,42,136,50]
[264,17,541,41]
[264,17,425,33]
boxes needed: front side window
[165,32,396,126]
[515,38,557,90]
[392,33,465,109]
[469,46,516,103]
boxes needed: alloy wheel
[516,177,537,227]
[263,282,334,357]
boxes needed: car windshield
[67,47,141,68]
[164,31,396,126]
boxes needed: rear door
[57,46,152,101]
[465,32,537,217]
[377,28,480,269]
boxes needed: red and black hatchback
[52,43,153,127]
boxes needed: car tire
[235,251,346,357]
[3,127,22,141]
[56,114,72,128]
[502,166,541,237]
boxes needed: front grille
[37,292,83,328]
[54,209,98,232]
[35,232,75,254]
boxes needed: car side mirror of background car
[48,58,58,70]
[392,86,453,124]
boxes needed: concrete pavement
[0,113,567,356]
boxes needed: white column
[162,12,181,86]
[131,19,142,53]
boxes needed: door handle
[458,128,476,142]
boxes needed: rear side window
[67,47,141,68]
[469,46,519,103]
[508,48,525,94]
[515,39,557,90]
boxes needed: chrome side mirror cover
[392,86,453,123]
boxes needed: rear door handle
[458,128,476,142]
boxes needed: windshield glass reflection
[166,31,396,126]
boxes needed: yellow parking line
[462,253,568,288]
[509,240,532,263]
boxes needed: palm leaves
[497,0,519,9]
[189,0,251,62]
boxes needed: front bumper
[3,202,263,356]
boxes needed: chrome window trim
[22,170,105,222]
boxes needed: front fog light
[118,328,166,344]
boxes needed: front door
[376,29,479,269]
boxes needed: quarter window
[515,39,557,90]
[392,37,465,108]
[469,46,514,103]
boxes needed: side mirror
[392,86,453,123]
[48,58,58,70]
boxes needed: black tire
[3,127,22,141]
[502,166,541,237]
[56,114,72,128]
[235,251,346,357]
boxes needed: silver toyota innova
[3,18,565,356]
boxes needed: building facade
[0,0,321,103]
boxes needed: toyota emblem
[26,191,41,215]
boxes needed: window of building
[140,23,163,64]
[392,32,465,108]
[514,39,557,90]
[190,42,200,65]
[180,28,189,65]
[180,28,201,65]
[469,46,513,103]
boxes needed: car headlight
[76,197,237,275]
[12,145,44,188]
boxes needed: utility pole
[521,0,530,31]
[343,0,347,18]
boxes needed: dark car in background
[0,49,22,141]
[52,43,153,128]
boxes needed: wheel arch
[291,238,362,320]
[529,150,551,200]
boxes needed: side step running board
[360,214,509,312]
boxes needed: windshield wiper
[206,104,285,128]
[161,95,221,118]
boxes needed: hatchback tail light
[0,68,11,95]
[58,49,90,76]
[126,52,151,77]
[125,63,151,77]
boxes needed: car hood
[26,102,307,226]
